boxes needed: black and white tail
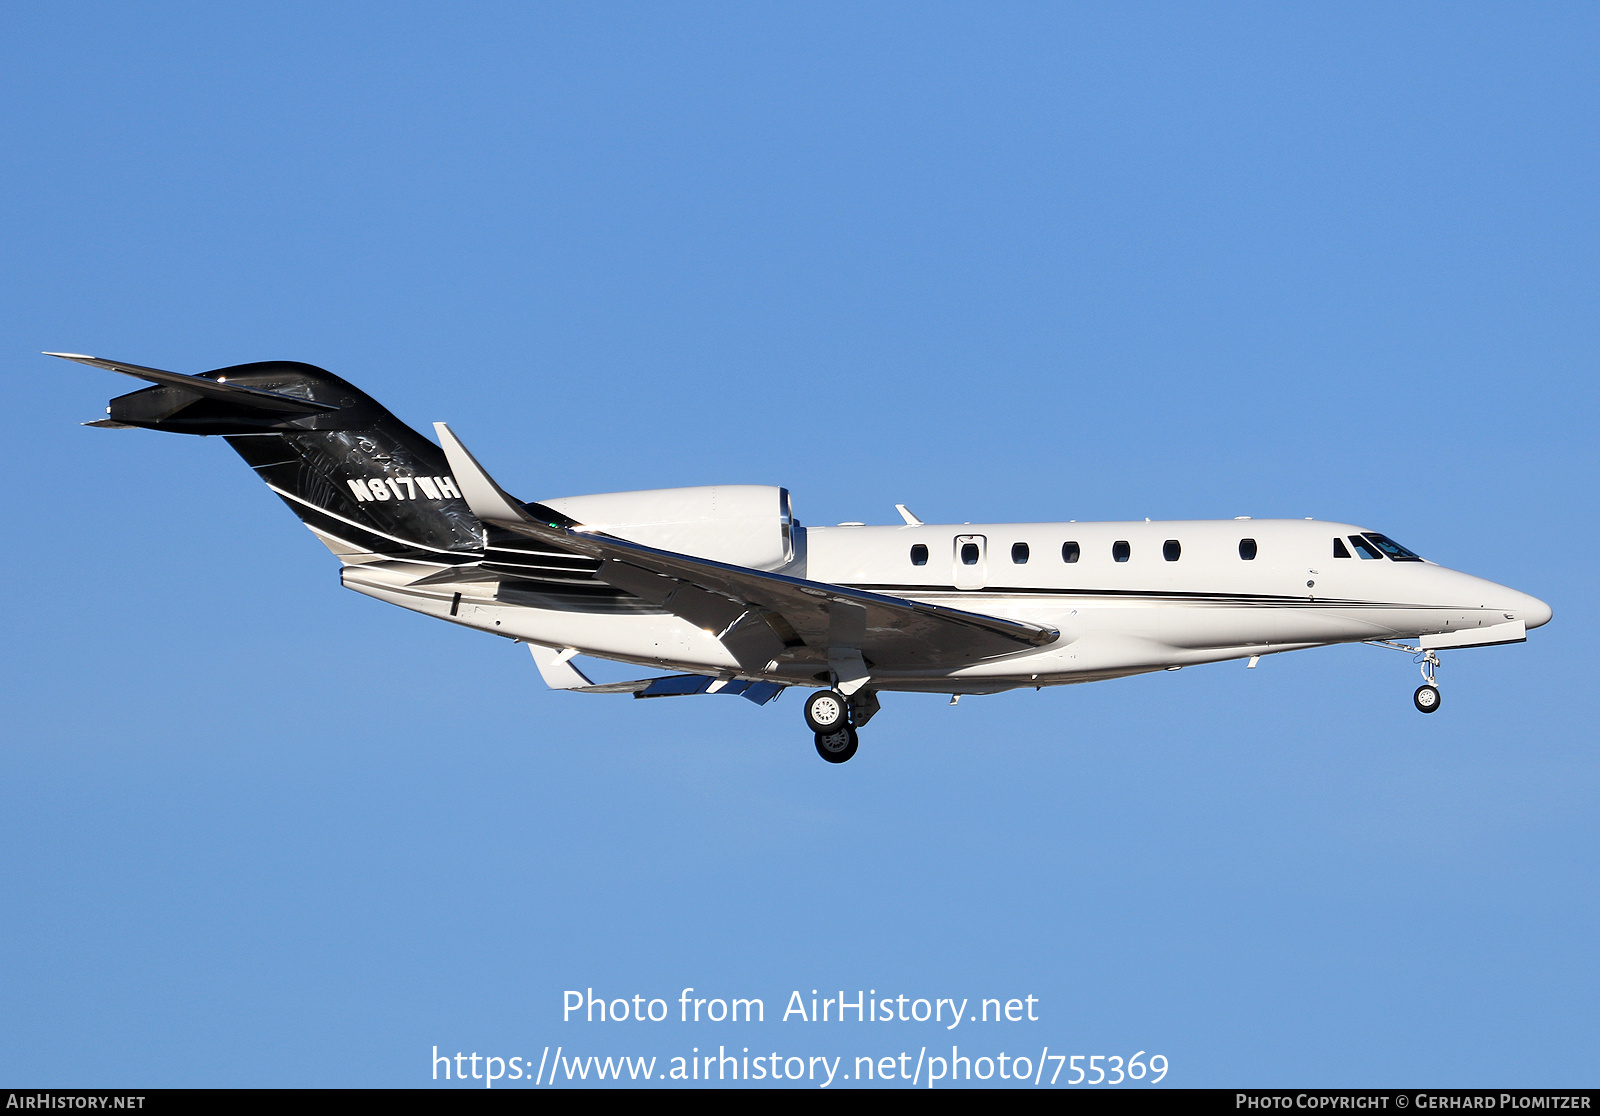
[56,353,485,566]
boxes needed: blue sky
[2,2,1595,1088]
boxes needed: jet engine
[537,485,796,571]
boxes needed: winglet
[432,422,534,525]
[895,504,923,526]
[527,642,595,689]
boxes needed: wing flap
[530,659,785,705]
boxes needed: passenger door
[953,534,988,590]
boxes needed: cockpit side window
[1362,533,1424,561]
[1333,538,1351,559]
[1350,536,1383,560]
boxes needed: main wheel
[804,690,849,732]
[1414,684,1441,713]
[814,726,859,763]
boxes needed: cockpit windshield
[1360,533,1423,562]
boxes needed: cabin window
[1363,533,1424,562]
[1333,538,1351,558]
[1163,539,1181,562]
[1350,536,1383,560]
[1011,542,1029,564]
[1239,538,1257,560]
[910,544,928,566]
[1112,540,1131,562]
[960,542,981,565]
[1062,541,1080,563]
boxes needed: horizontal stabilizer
[47,352,340,415]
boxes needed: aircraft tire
[1414,684,1441,713]
[804,690,849,732]
[814,726,858,763]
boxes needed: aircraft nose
[1464,574,1552,631]
[1521,593,1553,630]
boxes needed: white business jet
[59,353,1552,763]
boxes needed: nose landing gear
[1413,649,1442,713]
[1366,639,1444,714]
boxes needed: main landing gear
[814,724,859,764]
[804,688,877,763]
[804,690,848,733]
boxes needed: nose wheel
[1363,640,1445,714]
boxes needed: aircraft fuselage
[343,516,1550,694]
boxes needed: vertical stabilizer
[64,354,485,565]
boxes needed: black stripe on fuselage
[846,584,1462,609]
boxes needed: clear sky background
[2,2,1596,1089]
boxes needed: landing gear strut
[1413,649,1442,714]
[1366,639,1443,714]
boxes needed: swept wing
[433,423,1058,682]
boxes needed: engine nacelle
[537,485,795,570]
